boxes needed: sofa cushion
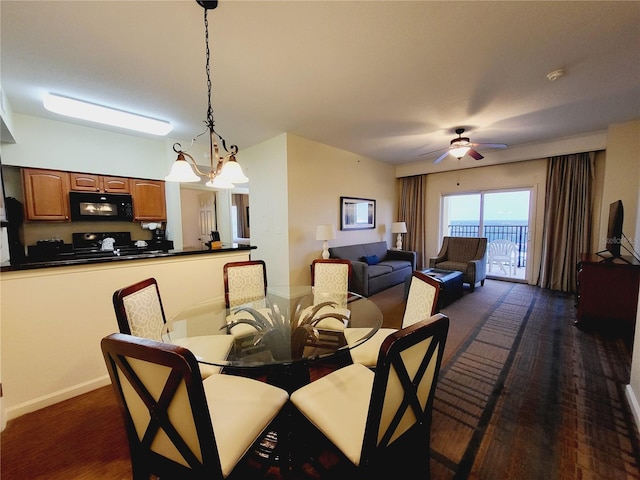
[329,244,367,263]
[378,260,411,272]
[361,255,380,265]
[367,264,393,278]
[361,242,389,260]
[434,261,468,274]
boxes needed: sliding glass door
[441,190,531,281]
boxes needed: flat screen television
[605,199,624,258]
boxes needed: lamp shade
[316,224,336,241]
[449,145,470,159]
[165,155,200,182]
[391,222,407,234]
[219,157,249,184]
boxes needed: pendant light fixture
[165,0,248,189]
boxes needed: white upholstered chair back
[401,271,441,328]
[113,278,166,341]
[312,259,352,307]
[224,260,268,308]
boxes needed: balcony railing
[448,224,528,268]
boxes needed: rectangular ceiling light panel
[43,93,173,136]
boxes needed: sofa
[428,236,487,291]
[328,241,416,297]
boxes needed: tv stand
[576,254,640,342]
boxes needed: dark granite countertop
[0,243,256,273]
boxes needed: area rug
[429,282,640,480]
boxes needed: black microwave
[69,192,134,222]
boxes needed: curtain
[539,152,594,292]
[398,175,428,269]
[232,194,249,238]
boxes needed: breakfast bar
[0,244,254,428]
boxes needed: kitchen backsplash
[22,221,153,248]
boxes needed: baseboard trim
[625,383,640,432]
[4,376,111,425]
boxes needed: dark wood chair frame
[298,314,449,479]
[101,333,226,479]
[223,260,268,308]
[112,277,167,335]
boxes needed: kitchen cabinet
[131,179,166,221]
[21,168,70,221]
[69,173,130,193]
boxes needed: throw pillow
[361,255,380,265]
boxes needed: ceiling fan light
[165,155,201,182]
[450,145,470,159]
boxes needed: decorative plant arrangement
[223,298,350,360]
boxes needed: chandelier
[165,0,248,189]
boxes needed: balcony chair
[290,314,449,479]
[488,239,518,276]
[112,277,233,377]
[101,333,289,480]
[343,270,441,368]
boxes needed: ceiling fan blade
[433,151,450,164]
[467,149,484,160]
[419,146,447,157]
[472,142,508,149]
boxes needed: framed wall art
[340,196,375,230]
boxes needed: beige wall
[599,121,640,253]
[287,133,397,285]
[0,250,250,426]
[422,158,548,284]
[235,133,397,286]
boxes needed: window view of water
[443,190,530,275]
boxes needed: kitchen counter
[0,243,255,272]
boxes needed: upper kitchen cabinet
[131,179,166,221]
[69,173,130,193]
[22,168,71,221]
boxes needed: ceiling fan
[420,128,507,164]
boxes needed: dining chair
[223,260,274,343]
[304,258,353,331]
[290,314,449,478]
[101,333,289,480]
[112,277,233,377]
[343,270,441,368]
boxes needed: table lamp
[316,224,336,259]
[391,222,407,250]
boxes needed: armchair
[429,236,487,291]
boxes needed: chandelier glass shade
[165,1,248,189]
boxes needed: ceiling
[2,1,639,174]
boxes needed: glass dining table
[165,285,383,472]
[164,285,383,391]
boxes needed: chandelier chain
[204,9,214,130]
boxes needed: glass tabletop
[165,285,383,368]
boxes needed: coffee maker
[144,222,173,251]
